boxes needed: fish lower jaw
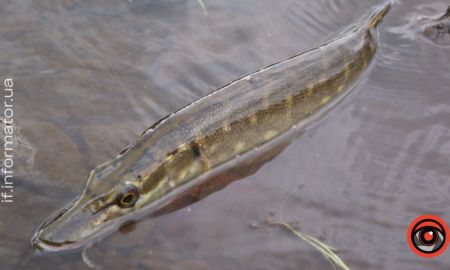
[32,235,84,252]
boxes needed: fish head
[32,161,143,252]
[32,141,209,252]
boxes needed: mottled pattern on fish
[124,21,378,198]
[33,3,391,251]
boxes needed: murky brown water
[1,0,450,269]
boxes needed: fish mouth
[32,196,85,252]
[32,236,83,252]
[32,194,122,253]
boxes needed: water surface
[1,0,450,269]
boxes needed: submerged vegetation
[282,223,350,270]
[267,185,350,270]
[197,0,208,15]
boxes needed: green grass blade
[197,0,208,15]
[283,223,350,270]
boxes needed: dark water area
[1,0,450,269]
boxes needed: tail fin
[368,2,391,28]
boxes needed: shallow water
[1,0,450,269]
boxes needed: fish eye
[117,184,139,208]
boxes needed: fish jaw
[31,193,127,252]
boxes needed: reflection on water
[1,0,450,269]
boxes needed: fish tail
[367,2,391,28]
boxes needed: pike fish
[33,3,391,251]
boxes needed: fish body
[33,3,391,251]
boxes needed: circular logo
[407,215,449,258]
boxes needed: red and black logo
[407,215,449,258]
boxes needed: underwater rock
[422,6,450,45]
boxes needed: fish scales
[197,35,375,166]
[32,3,391,251]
